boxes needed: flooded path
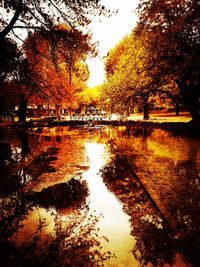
[0,125,199,266]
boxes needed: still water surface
[83,142,137,266]
[0,125,199,266]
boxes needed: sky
[86,0,140,87]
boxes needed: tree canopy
[0,0,107,41]
[0,37,21,82]
[102,0,199,121]
[103,31,179,119]
[136,0,200,120]
[22,25,93,120]
[0,0,109,120]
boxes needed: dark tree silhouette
[0,0,108,41]
[136,0,200,121]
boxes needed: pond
[0,125,199,267]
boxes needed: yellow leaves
[160,80,179,95]
[53,23,72,32]
[72,61,89,84]
[105,34,130,77]
[77,86,100,107]
[58,62,67,72]
[84,86,100,100]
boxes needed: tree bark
[37,105,43,117]
[18,99,27,123]
[126,107,131,116]
[174,102,180,116]
[143,102,150,120]
[56,104,61,121]
[176,80,200,122]
[19,132,30,155]
[186,90,199,121]
[188,100,200,122]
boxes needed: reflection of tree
[0,194,30,240]
[124,126,153,140]
[1,198,112,266]
[167,145,200,267]
[19,132,31,156]
[0,171,31,267]
[16,209,113,267]
[0,141,22,194]
[24,146,58,181]
[25,177,88,211]
[0,140,57,265]
[173,158,199,232]
[100,155,194,266]
[0,129,115,266]
[3,177,112,266]
[0,141,12,161]
[0,139,59,266]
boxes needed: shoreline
[1,112,199,137]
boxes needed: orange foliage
[23,26,94,111]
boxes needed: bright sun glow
[86,0,140,87]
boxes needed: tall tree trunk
[175,102,180,116]
[188,102,200,122]
[37,104,43,117]
[18,99,27,123]
[126,107,131,116]
[185,85,200,122]
[143,102,150,120]
[19,132,30,156]
[176,80,200,122]
[56,104,61,121]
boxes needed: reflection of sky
[83,142,138,266]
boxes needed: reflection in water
[11,204,109,266]
[110,126,200,267]
[25,178,89,211]
[0,126,199,266]
[12,207,56,247]
[83,142,137,266]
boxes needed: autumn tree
[103,20,188,120]
[105,36,129,78]
[136,0,200,121]
[21,26,93,121]
[103,32,160,119]
[103,0,199,121]
[0,37,24,116]
[0,1,110,120]
[76,85,102,113]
